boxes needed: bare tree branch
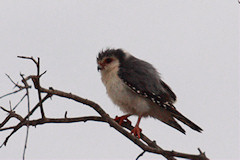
[18,56,45,118]
[0,56,209,160]
[0,88,23,99]
[0,94,52,147]
[13,93,27,110]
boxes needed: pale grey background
[0,1,239,160]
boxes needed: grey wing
[118,56,176,105]
[118,56,203,133]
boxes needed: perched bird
[97,48,202,138]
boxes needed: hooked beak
[97,66,102,71]
[97,62,105,72]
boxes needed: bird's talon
[114,116,119,121]
[125,118,132,125]
[114,115,131,126]
[131,126,142,139]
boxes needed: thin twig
[17,56,37,66]
[18,56,45,118]
[39,70,47,77]
[21,74,31,160]
[36,58,45,118]
[5,74,30,90]
[0,74,31,99]
[9,101,12,111]
[5,74,22,88]
[136,150,146,160]
[0,94,52,147]
[23,125,29,160]
[0,88,23,99]
[0,116,105,131]
[13,93,27,110]
[0,107,24,129]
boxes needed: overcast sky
[0,1,239,160]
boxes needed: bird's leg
[114,114,132,125]
[131,115,142,139]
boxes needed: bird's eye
[105,58,113,64]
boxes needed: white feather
[100,60,150,115]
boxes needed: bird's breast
[101,69,150,115]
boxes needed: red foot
[131,126,142,139]
[114,115,131,126]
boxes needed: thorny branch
[17,56,45,118]
[0,56,209,160]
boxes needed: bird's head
[97,48,129,72]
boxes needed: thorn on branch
[0,106,13,113]
[198,148,209,160]
[9,101,12,111]
[39,70,47,78]
[198,148,203,154]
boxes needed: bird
[97,48,202,138]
